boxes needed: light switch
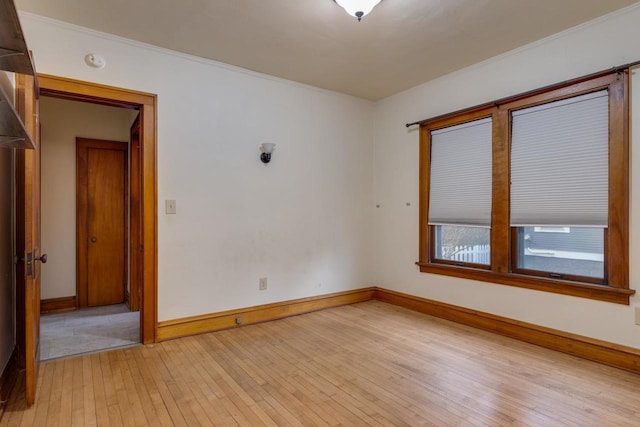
[165,200,176,214]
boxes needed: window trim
[417,70,634,304]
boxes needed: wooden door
[14,73,42,405]
[77,138,128,307]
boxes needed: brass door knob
[91,237,97,243]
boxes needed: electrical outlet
[165,200,176,214]
[235,317,242,325]
[259,277,267,291]
[635,306,640,326]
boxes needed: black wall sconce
[260,143,275,164]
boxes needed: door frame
[129,115,141,312]
[37,74,158,344]
[76,138,129,309]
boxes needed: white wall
[20,13,374,321]
[372,4,640,349]
[21,6,640,349]
[0,72,15,373]
[40,97,134,300]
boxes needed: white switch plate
[259,277,267,291]
[165,200,176,214]
[635,306,640,326]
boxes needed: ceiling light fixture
[334,0,382,22]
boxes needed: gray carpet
[40,303,139,361]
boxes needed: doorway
[38,97,139,359]
[35,75,157,351]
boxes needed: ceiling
[15,0,640,100]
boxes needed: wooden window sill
[415,262,635,305]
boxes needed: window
[517,227,604,279]
[510,90,608,284]
[429,118,492,267]
[418,70,633,304]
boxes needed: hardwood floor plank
[30,362,53,427]
[160,341,216,427]
[80,356,97,427]
[11,361,45,427]
[89,353,108,427]
[70,357,86,427]
[3,301,640,426]
[138,345,189,427]
[161,340,217,427]
[125,347,172,427]
[44,358,64,427]
[176,339,240,426]
[99,351,124,427]
[109,351,134,426]
[116,349,149,426]
[57,358,74,427]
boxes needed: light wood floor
[3,301,640,426]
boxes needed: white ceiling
[15,0,640,100]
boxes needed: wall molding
[156,288,376,341]
[40,296,76,314]
[156,286,640,374]
[0,348,18,422]
[373,288,640,374]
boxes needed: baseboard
[156,287,376,341]
[0,348,18,422]
[40,296,77,314]
[373,288,640,374]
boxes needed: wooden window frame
[417,70,634,305]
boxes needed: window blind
[428,117,492,227]
[510,90,609,227]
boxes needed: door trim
[76,138,128,308]
[38,74,158,344]
[129,115,141,312]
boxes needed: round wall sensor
[84,53,106,69]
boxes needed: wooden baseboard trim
[373,288,640,374]
[40,296,77,314]
[156,287,376,342]
[0,348,18,422]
